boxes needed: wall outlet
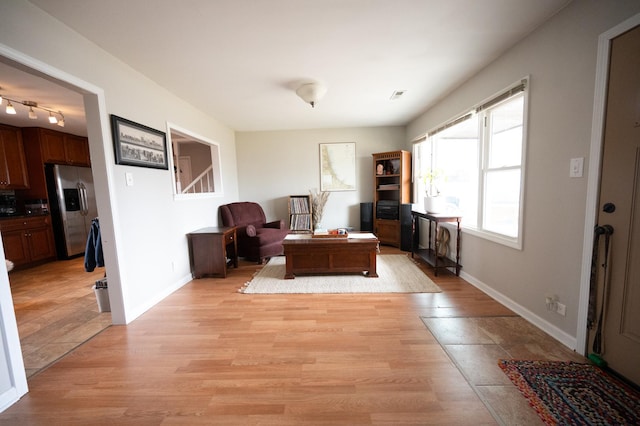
[545,294,557,311]
[556,302,567,316]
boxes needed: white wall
[0,0,240,325]
[407,0,640,348]
[236,127,405,230]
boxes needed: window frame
[413,77,529,250]
[166,122,224,200]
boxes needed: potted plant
[423,169,445,213]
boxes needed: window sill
[459,225,522,250]
[174,192,223,201]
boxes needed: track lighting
[0,90,65,126]
[24,101,38,119]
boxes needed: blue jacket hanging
[85,218,104,272]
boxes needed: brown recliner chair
[219,202,289,263]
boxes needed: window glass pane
[434,115,479,226]
[488,96,523,168]
[414,81,527,244]
[484,169,521,237]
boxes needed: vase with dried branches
[309,189,330,230]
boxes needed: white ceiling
[1,0,571,135]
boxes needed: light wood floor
[0,246,585,425]
[8,257,111,378]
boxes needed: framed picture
[319,142,356,191]
[110,115,168,169]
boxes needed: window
[413,79,527,248]
[167,124,223,198]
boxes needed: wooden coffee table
[282,233,379,279]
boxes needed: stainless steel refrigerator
[45,164,98,259]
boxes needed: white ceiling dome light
[295,82,327,108]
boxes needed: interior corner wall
[406,0,640,347]
[235,127,405,230]
[0,0,240,323]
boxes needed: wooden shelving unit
[288,195,312,233]
[372,150,411,247]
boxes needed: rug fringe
[237,265,264,293]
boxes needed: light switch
[125,172,134,186]
[570,157,584,178]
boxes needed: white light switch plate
[125,172,134,186]
[570,157,584,178]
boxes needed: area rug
[498,359,640,425]
[239,254,441,294]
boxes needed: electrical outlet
[556,302,566,316]
[545,294,558,311]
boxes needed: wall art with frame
[319,142,356,191]
[110,115,168,169]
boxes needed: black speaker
[400,203,413,252]
[360,202,373,232]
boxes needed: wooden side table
[410,210,462,276]
[187,226,238,278]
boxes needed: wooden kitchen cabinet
[0,123,30,189]
[23,127,91,167]
[21,127,92,200]
[0,215,56,269]
[63,134,91,166]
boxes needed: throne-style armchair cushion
[219,202,289,263]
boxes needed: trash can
[93,278,110,312]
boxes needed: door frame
[0,43,125,411]
[577,12,640,355]
[178,156,193,193]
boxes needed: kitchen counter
[0,213,50,220]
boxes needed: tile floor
[422,316,587,425]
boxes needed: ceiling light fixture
[0,93,65,126]
[390,90,406,100]
[295,82,327,108]
[6,101,16,115]
[24,101,38,119]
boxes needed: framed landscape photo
[319,142,356,191]
[110,115,168,169]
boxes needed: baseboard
[125,272,193,324]
[0,388,20,414]
[460,271,578,351]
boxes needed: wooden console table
[187,226,238,278]
[411,210,461,276]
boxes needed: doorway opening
[0,55,114,378]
